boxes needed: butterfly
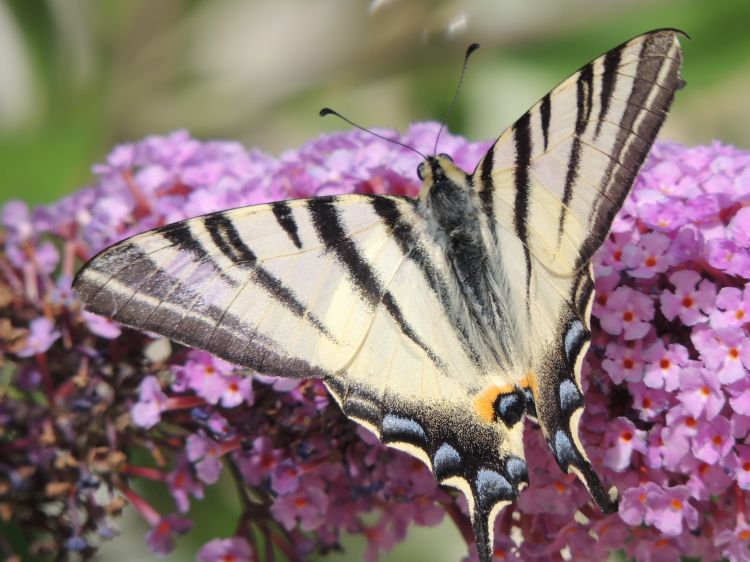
[73,29,684,562]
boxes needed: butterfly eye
[438,153,453,163]
[417,162,426,180]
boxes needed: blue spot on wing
[433,443,461,479]
[476,469,514,509]
[559,379,583,414]
[554,430,579,468]
[564,319,588,364]
[382,414,427,444]
[504,456,528,486]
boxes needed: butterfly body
[419,154,520,369]
[74,29,685,562]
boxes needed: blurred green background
[1,0,749,560]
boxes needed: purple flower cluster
[1,126,749,561]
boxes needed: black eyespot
[438,153,453,162]
[417,162,426,180]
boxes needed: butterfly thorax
[417,155,518,370]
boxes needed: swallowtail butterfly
[74,29,685,562]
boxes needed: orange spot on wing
[473,384,512,423]
[519,372,539,400]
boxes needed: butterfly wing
[472,29,684,512]
[74,193,529,557]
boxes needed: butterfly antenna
[319,107,426,160]
[433,42,480,155]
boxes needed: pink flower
[677,366,725,420]
[660,270,716,326]
[186,433,223,484]
[603,418,647,471]
[17,317,60,358]
[642,340,688,391]
[692,326,750,384]
[184,352,235,404]
[710,286,750,329]
[81,311,122,339]
[602,340,644,384]
[707,238,750,276]
[599,286,654,340]
[219,375,254,408]
[145,513,192,556]
[691,415,733,464]
[198,537,255,562]
[728,378,750,416]
[715,519,750,562]
[132,376,168,429]
[622,232,672,278]
[727,206,750,246]
[734,445,750,490]
[270,484,329,531]
[646,485,699,536]
[167,455,205,513]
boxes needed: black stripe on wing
[478,149,497,239]
[577,31,683,269]
[307,196,446,371]
[271,201,303,249]
[76,242,330,379]
[156,222,238,287]
[203,213,336,341]
[512,112,533,310]
[539,93,551,150]
[596,45,624,137]
[367,195,482,364]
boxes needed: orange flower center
[229,382,239,392]
[712,435,723,446]
[701,386,710,397]
[685,417,697,428]
[642,397,653,408]
[553,481,566,494]
[613,250,622,261]
[740,529,750,541]
[670,498,683,511]
[660,358,671,370]
[294,497,307,508]
[729,348,740,360]
[737,310,746,320]
[681,296,694,308]
[623,311,635,322]
[621,431,633,442]
[623,358,635,370]
[597,294,608,306]
[645,256,657,267]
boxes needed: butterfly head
[417,153,470,204]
